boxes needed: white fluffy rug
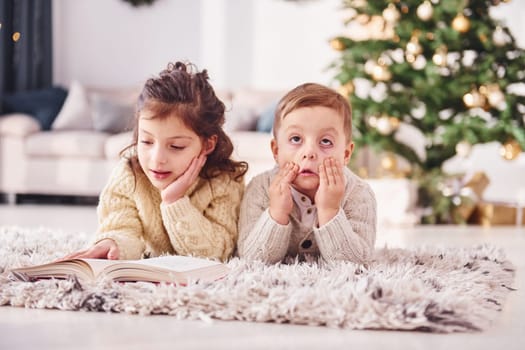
[0,226,516,333]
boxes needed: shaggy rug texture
[0,226,516,333]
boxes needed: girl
[66,61,247,262]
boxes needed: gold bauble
[500,140,522,161]
[432,46,448,67]
[486,84,505,108]
[371,63,392,81]
[12,32,21,42]
[452,14,470,33]
[406,36,423,56]
[330,38,345,51]
[380,153,398,171]
[463,88,486,108]
[337,82,354,98]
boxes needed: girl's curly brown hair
[121,61,247,181]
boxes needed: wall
[52,0,525,90]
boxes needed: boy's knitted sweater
[237,167,376,264]
[94,159,244,261]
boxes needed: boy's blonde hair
[273,83,352,142]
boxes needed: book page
[119,255,221,272]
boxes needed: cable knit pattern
[238,167,376,264]
[95,159,244,261]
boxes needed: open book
[8,255,229,285]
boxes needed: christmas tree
[330,0,525,223]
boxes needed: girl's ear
[203,135,218,155]
[270,138,279,161]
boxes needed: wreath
[122,0,156,7]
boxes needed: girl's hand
[315,158,346,226]
[60,239,120,260]
[269,162,298,225]
[161,154,206,204]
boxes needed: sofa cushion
[25,130,109,158]
[51,81,93,131]
[91,93,135,134]
[256,102,277,133]
[1,87,68,130]
[105,131,134,159]
[0,113,41,137]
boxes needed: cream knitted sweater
[237,167,376,264]
[94,159,244,261]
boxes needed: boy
[237,83,376,264]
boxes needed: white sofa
[0,114,275,201]
[0,85,279,203]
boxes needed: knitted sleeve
[237,172,292,263]
[94,160,145,260]
[160,174,244,262]
[313,175,377,264]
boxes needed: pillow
[223,105,259,132]
[1,87,67,130]
[51,81,93,130]
[256,101,278,133]
[90,93,135,134]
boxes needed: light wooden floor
[0,204,524,350]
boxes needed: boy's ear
[270,138,279,161]
[203,135,218,155]
[343,141,354,165]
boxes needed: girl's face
[137,113,205,190]
[271,106,353,198]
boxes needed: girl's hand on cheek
[161,155,206,204]
[269,162,298,225]
[316,158,346,225]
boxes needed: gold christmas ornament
[500,139,522,161]
[406,36,423,56]
[330,38,345,51]
[463,88,486,108]
[432,46,448,67]
[337,82,354,98]
[380,153,398,171]
[382,3,400,23]
[452,14,470,33]
[371,62,392,81]
[455,140,472,158]
[417,1,433,21]
[12,32,21,42]
[405,53,416,63]
[486,84,505,108]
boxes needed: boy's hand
[316,158,346,226]
[161,154,206,204]
[60,239,120,260]
[269,162,298,225]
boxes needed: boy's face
[271,106,354,197]
[137,113,206,190]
